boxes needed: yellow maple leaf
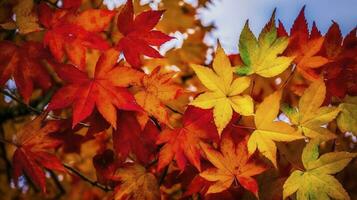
[190,44,254,134]
[283,140,357,200]
[282,79,340,141]
[248,90,304,167]
[337,96,357,134]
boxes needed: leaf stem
[232,124,256,130]
[250,75,256,96]
[280,66,296,90]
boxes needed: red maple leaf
[12,115,65,192]
[62,0,82,9]
[113,111,159,164]
[38,3,115,70]
[48,49,144,128]
[279,7,329,80]
[116,0,173,68]
[322,23,357,99]
[0,41,52,103]
[156,106,218,171]
[93,149,120,186]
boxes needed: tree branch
[63,163,112,192]
[48,170,66,198]
[166,105,183,115]
[0,89,90,127]
[158,165,169,186]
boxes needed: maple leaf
[156,0,196,33]
[190,44,254,134]
[156,106,218,171]
[280,7,329,80]
[0,0,41,34]
[113,163,160,200]
[199,132,267,196]
[337,96,357,134]
[236,11,294,77]
[50,118,86,154]
[113,111,159,164]
[116,0,173,68]
[144,29,209,73]
[134,67,182,125]
[62,0,82,9]
[12,115,65,192]
[0,41,52,103]
[93,149,118,185]
[38,3,115,69]
[248,90,304,167]
[322,24,357,99]
[283,140,357,200]
[48,48,144,128]
[282,79,340,141]
[50,111,110,154]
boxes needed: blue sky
[198,0,357,53]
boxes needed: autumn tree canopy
[0,0,356,199]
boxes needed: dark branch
[158,165,169,186]
[0,89,90,127]
[63,163,112,192]
[48,170,66,198]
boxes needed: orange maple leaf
[134,67,182,125]
[39,3,115,70]
[48,49,144,128]
[279,7,329,80]
[156,106,218,171]
[199,132,268,197]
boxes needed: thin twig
[63,163,112,192]
[49,170,66,197]
[166,105,184,115]
[0,137,17,147]
[1,90,41,115]
[0,89,90,127]
[250,75,256,96]
[145,158,158,169]
[158,165,169,186]
[149,116,162,131]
